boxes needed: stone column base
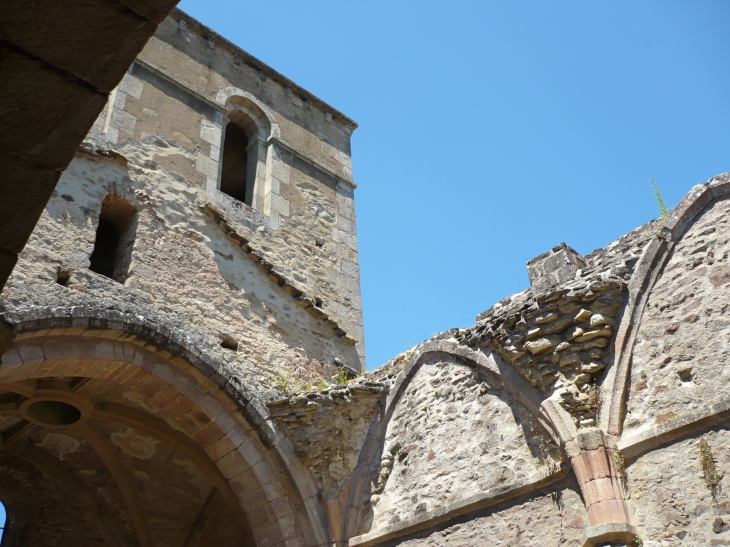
[581,522,637,546]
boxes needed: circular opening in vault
[26,400,82,426]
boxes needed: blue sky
[178,0,730,369]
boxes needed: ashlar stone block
[527,242,586,291]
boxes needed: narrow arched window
[89,195,138,283]
[219,121,250,203]
[0,500,6,544]
[217,98,272,209]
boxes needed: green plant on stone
[633,536,643,547]
[333,367,350,386]
[651,179,669,220]
[612,446,628,491]
[277,372,292,393]
[699,436,724,502]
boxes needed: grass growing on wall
[650,179,669,220]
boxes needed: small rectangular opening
[220,122,249,203]
[89,196,137,283]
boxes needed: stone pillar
[571,428,636,546]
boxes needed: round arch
[0,312,328,547]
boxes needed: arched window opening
[217,96,273,210]
[0,500,6,544]
[89,196,138,283]
[219,121,250,203]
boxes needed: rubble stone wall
[368,355,562,532]
[627,428,730,545]
[1,10,365,394]
[626,196,730,437]
[373,479,588,547]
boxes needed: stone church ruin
[1,7,729,547]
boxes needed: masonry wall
[376,480,588,547]
[368,356,562,533]
[627,429,730,545]
[341,174,730,547]
[1,10,365,397]
[625,196,730,436]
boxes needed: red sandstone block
[572,453,589,485]
[589,498,629,526]
[149,383,180,410]
[611,476,624,500]
[174,413,203,438]
[218,448,244,479]
[187,406,213,430]
[591,477,616,505]
[582,479,599,506]
[584,447,611,481]
[205,433,236,461]
[158,397,186,417]
[193,422,225,447]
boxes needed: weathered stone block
[527,242,586,291]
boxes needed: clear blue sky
[178,0,730,369]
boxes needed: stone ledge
[348,466,568,547]
[617,400,730,460]
[203,203,357,347]
[581,521,637,547]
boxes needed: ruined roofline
[170,7,359,131]
[366,171,730,378]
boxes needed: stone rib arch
[0,311,329,547]
[343,340,565,540]
[603,173,730,437]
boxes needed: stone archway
[0,321,326,547]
